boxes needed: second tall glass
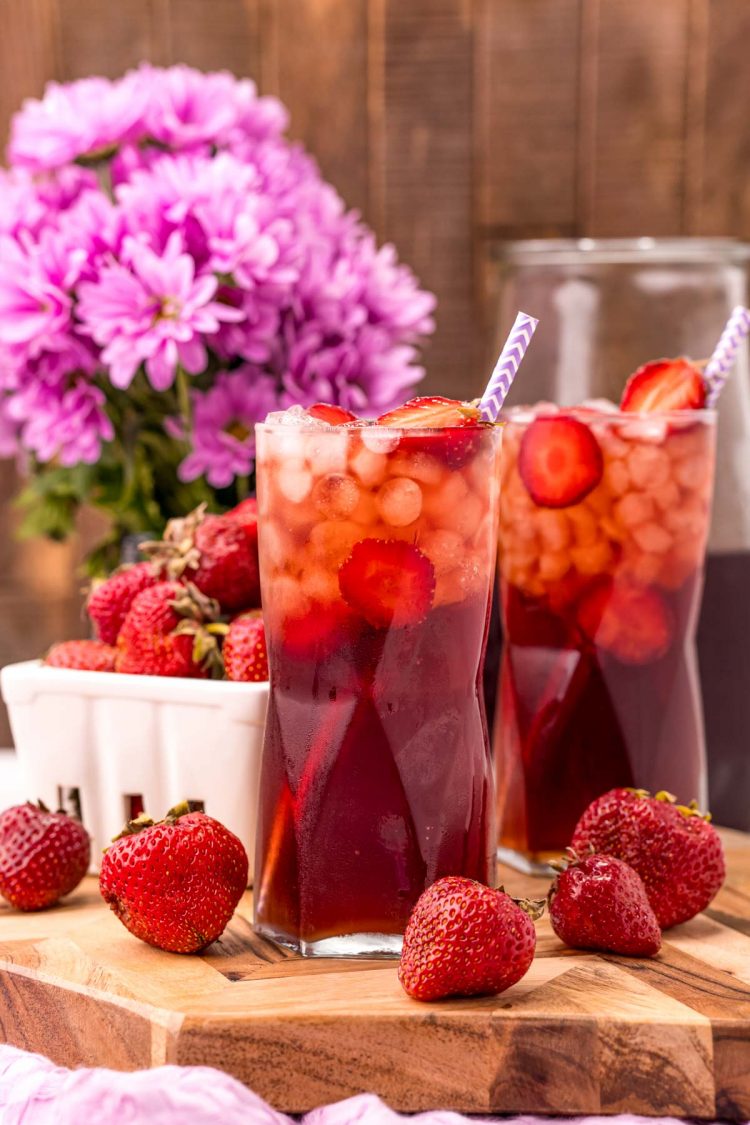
[494,406,716,871]
[254,419,502,956]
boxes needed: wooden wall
[1,0,750,744]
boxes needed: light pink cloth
[0,1045,719,1125]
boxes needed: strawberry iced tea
[495,406,716,868]
[254,406,501,955]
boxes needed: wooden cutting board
[2,829,750,1118]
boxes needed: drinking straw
[478,310,539,422]
[704,305,750,408]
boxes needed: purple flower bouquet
[0,65,435,570]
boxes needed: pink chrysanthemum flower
[177,367,279,488]
[7,377,114,465]
[77,231,243,391]
[0,63,435,512]
[8,73,150,172]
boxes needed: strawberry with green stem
[100,802,248,953]
[399,876,543,1001]
[571,788,725,929]
[115,580,225,679]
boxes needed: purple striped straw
[704,305,750,408]
[479,311,539,422]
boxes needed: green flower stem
[176,365,193,434]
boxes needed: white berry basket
[0,660,268,876]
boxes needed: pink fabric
[0,1045,720,1124]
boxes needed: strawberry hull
[495,407,717,868]
[254,421,501,955]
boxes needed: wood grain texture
[0,0,59,150]
[578,0,692,236]
[55,0,159,78]
[261,0,369,216]
[165,0,261,77]
[1,830,750,1115]
[690,0,750,237]
[373,0,475,397]
[476,0,581,237]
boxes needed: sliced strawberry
[518,415,603,509]
[338,539,436,628]
[377,396,484,468]
[577,579,673,665]
[308,402,358,425]
[281,602,359,662]
[620,358,706,413]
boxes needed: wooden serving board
[2,830,750,1118]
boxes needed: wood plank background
[0,0,749,745]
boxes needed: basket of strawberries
[0,501,268,873]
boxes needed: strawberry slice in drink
[377,396,485,468]
[577,579,674,666]
[518,415,603,508]
[308,403,358,425]
[339,539,436,628]
[620,358,706,413]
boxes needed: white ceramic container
[0,660,268,874]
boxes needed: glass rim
[502,405,718,424]
[255,421,503,437]
[490,236,750,265]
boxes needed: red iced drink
[254,399,501,955]
[495,365,716,869]
[494,355,719,864]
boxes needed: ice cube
[277,462,313,503]
[264,404,309,426]
[430,489,481,538]
[309,430,349,474]
[389,450,444,486]
[376,477,423,527]
[349,445,388,489]
[570,540,614,576]
[300,564,340,605]
[621,418,669,444]
[539,551,571,583]
[420,529,464,575]
[614,491,655,530]
[361,426,401,454]
[535,510,572,552]
[309,520,363,568]
[673,455,707,491]
[259,521,293,570]
[269,575,311,620]
[627,444,671,489]
[312,473,361,519]
[632,522,673,555]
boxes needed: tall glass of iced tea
[254,401,502,956]
[495,402,716,871]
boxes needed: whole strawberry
[398,876,540,1002]
[99,803,249,953]
[549,852,661,957]
[227,497,259,555]
[115,581,222,679]
[571,788,725,929]
[45,639,117,672]
[144,505,260,614]
[223,612,268,682]
[0,802,90,911]
[87,561,159,645]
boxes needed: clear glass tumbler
[253,420,502,955]
[495,406,716,872]
[489,238,750,831]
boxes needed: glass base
[254,923,403,958]
[497,845,556,877]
